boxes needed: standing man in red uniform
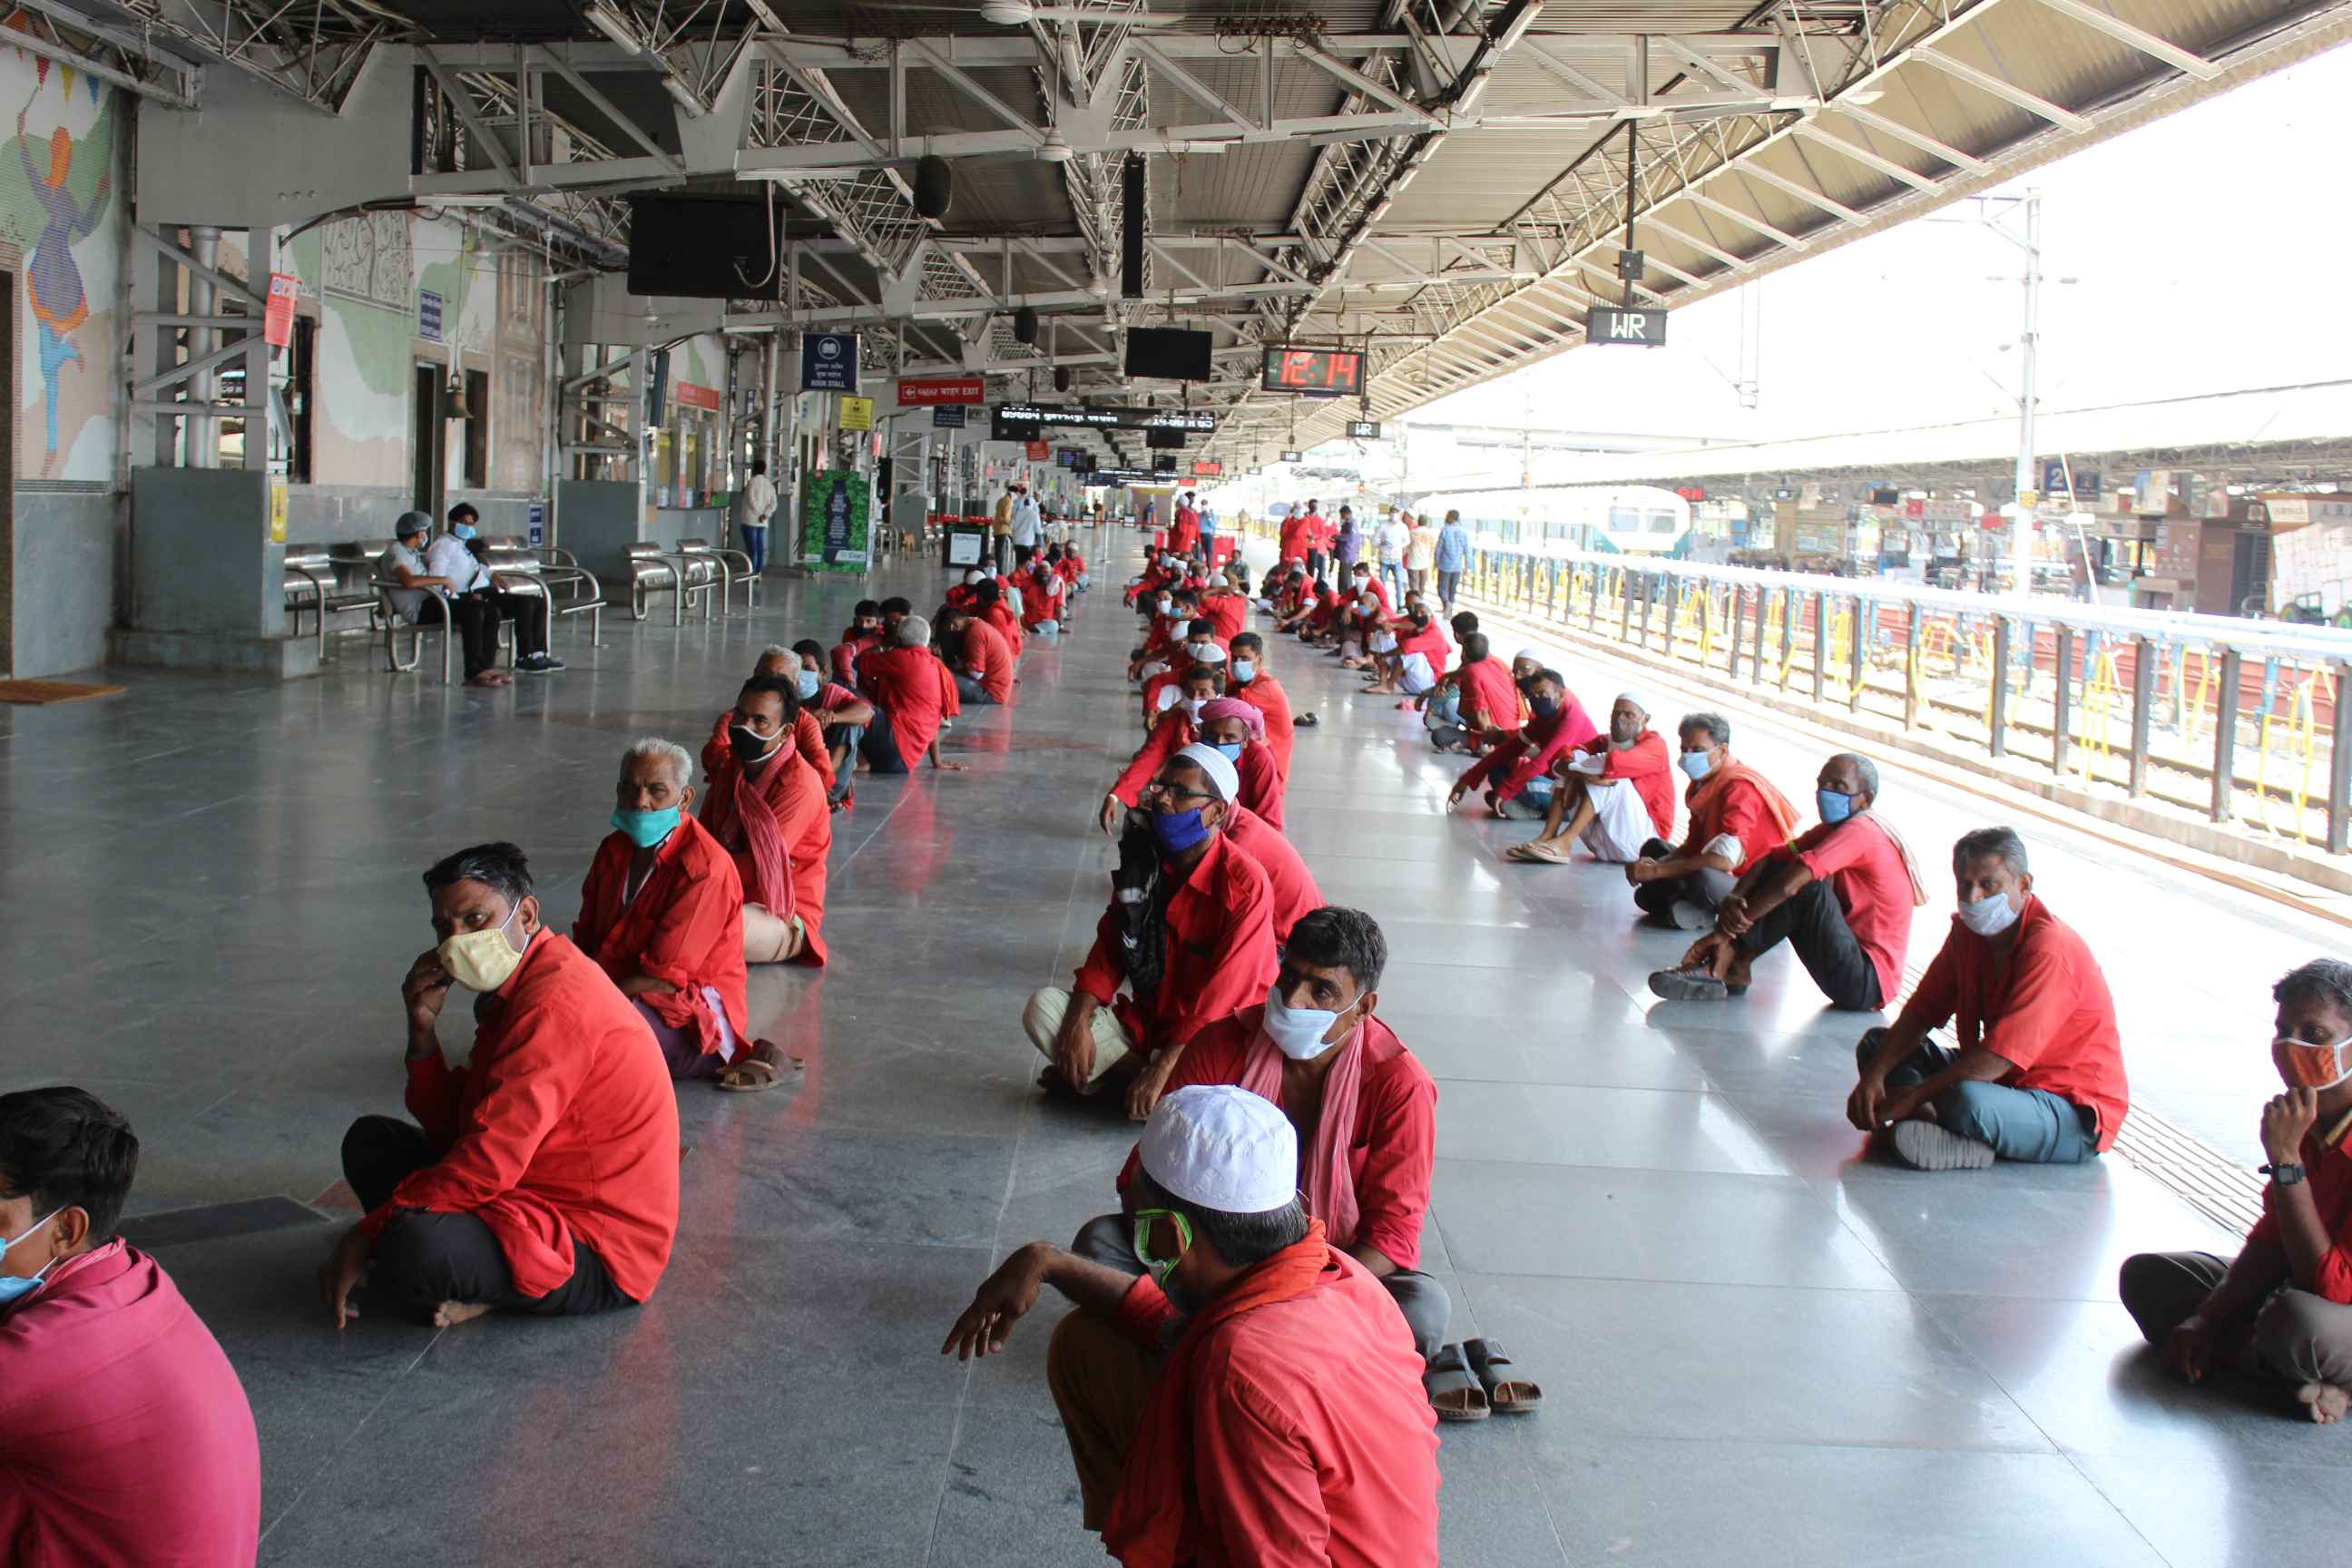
[942,1083,1442,1565]
[701,674,834,971]
[0,1088,260,1568]
[321,843,681,1329]
[1034,745,1277,1102]
[1651,753,1925,1010]
[1848,827,2129,1170]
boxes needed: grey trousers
[1629,836,1737,918]
[1071,1211,1450,1361]
[2120,1250,2352,1388]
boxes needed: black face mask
[1530,695,1562,720]
[730,724,779,764]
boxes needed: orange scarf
[699,752,796,920]
[1101,1222,1336,1568]
[1686,753,1801,849]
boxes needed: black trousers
[418,594,500,679]
[858,707,908,774]
[477,590,547,658]
[1735,878,1884,1010]
[341,1114,633,1322]
[1629,837,1739,919]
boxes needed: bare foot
[432,1298,495,1328]
[2298,1382,2349,1423]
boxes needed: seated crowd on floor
[9,514,2349,1568]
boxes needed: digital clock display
[1261,347,1363,396]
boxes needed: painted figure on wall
[18,94,108,466]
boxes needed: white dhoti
[1576,777,1653,863]
[1399,652,1436,694]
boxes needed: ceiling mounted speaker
[1014,306,1040,344]
[1054,366,1072,392]
[911,155,953,220]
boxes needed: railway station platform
[4,526,2347,1567]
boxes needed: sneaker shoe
[1888,1119,1995,1171]
[1669,898,1713,932]
[1647,966,1729,1002]
[515,655,549,674]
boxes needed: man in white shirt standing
[1376,511,1412,604]
[1010,482,1044,554]
[742,459,779,575]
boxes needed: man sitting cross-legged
[941,1083,1442,1565]
[575,738,791,1093]
[1504,691,1675,866]
[321,842,680,1330]
[1650,752,1925,1010]
[1624,711,1800,930]
[2122,958,2352,1425]
[1033,744,1277,1102]
[1848,827,2128,1171]
[700,673,833,968]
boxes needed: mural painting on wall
[0,52,116,477]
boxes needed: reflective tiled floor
[5,533,2350,1565]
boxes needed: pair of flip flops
[1502,839,1573,865]
[1424,1338,1543,1423]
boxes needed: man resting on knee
[2122,959,2352,1424]
[942,1085,1441,1563]
[576,739,789,1092]
[1625,712,1800,930]
[321,842,680,1329]
[1848,827,2127,1171]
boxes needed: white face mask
[1955,890,2022,938]
[1180,697,1206,719]
[1262,982,1362,1061]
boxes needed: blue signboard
[800,332,859,393]
[526,502,545,548]
[932,404,966,428]
[418,289,443,343]
[2043,459,2101,499]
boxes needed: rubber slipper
[1423,1343,1491,1423]
[1463,1338,1543,1415]
[717,1040,795,1093]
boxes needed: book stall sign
[799,471,871,573]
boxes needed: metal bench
[627,542,719,625]
[679,536,757,615]
[283,545,379,662]
[478,536,604,647]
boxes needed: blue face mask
[1230,660,1256,684]
[1152,807,1211,856]
[1210,740,1244,763]
[451,522,477,541]
[1817,788,1856,825]
[1679,750,1715,782]
[796,670,821,701]
[610,806,681,849]
[0,1209,62,1309]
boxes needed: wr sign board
[1588,306,1667,347]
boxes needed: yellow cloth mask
[438,905,529,993]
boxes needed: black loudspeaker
[912,155,953,220]
[1120,154,1144,299]
[1054,366,1072,392]
[1014,306,1039,345]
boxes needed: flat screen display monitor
[1124,328,1214,381]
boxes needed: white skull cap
[1173,740,1240,803]
[1614,690,1649,716]
[1139,1084,1298,1214]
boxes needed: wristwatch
[2260,1161,2308,1187]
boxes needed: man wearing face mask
[1069,910,1460,1366]
[1627,713,1802,930]
[943,602,1014,706]
[441,502,562,674]
[1447,668,1599,819]
[722,647,838,799]
[943,1084,1441,1563]
[575,739,789,1091]
[1139,623,1223,727]
[1224,633,1298,774]
[1102,665,1240,835]
[1503,692,1674,866]
[2122,959,2352,1423]
[1035,747,1278,1099]
[1651,753,1926,1010]
[700,674,834,970]
[789,639,875,809]
[1847,828,2127,1171]
[830,600,885,687]
[1362,603,1448,699]
[322,843,681,1331]
[1193,697,1284,830]
[0,1087,261,1567]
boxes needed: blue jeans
[742,524,767,574]
[1859,1031,2098,1163]
[954,672,998,706]
[1380,562,1406,601]
[1437,569,1463,609]
[1495,773,1554,819]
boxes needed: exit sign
[1588,306,1668,346]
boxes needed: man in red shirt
[1225,803,1319,946]
[829,599,884,686]
[1103,670,1283,834]
[1651,753,1923,1010]
[943,602,1014,706]
[701,675,834,969]
[1430,632,1520,753]
[2123,958,2352,1422]
[1504,692,1676,865]
[1446,667,1598,818]
[1034,744,1277,1101]
[0,1087,260,1567]
[1199,571,1250,644]
[321,842,681,1328]
[858,615,967,776]
[942,1083,1442,1564]
[1848,827,2128,1170]
[1298,497,1332,579]
[790,638,876,808]
[575,738,789,1090]
[1627,712,1801,930]
[1226,632,1298,775]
